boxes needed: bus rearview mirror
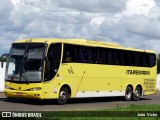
[1,53,9,68]
[1,61,3,68]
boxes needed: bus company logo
[68,67,74,74]
[2,112,12,117]
[18,86,21,90]
[126,70,150,75]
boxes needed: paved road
[0,93,160,111]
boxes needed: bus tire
[57,87,69,105]
[125,86,132,101]
[133,86,141,101]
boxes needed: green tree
[0,56,8,62]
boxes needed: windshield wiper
[19,44,29,83]
[20,61,29,83]
[11,74,18,81]
[10,72,29,83]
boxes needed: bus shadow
[68,97,152,104]
[69,97,125,104]
[0,97,51,105]
[0,96,152,105]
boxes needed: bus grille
[144,79,155,92]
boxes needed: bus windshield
[5,43,46,83]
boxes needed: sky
[0,0,160,55]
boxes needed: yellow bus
[4,38,156,104]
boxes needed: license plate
[16,92,22,96]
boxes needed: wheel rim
[134,89,140,98]
[126,90,131,99]
[60,90,67,101]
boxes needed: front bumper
[4,89,43,99]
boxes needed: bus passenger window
[107,50,112,65]
[149,54,156,67]
[83,51,88,63]
[112,51,118,65]
[63,44,76,63]
[99,51,105,64]
[64,51,72,62]
[91,50,98,64]
[142,54,150,67]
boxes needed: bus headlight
[5,85,12,89]
[28,87,42,91]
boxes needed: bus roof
[15,38,120,46]
[14,38,155,53]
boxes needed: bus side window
[107,49,112,65]
[122,51,127,66]
[79,47,84,63]
[127,53,131,66]
[63,45,72,63]
[64,51,72,62]
[135,53,140,66]
[142,54,148,67]
[112,50,118,65]
[91,49,98,64]
[149,54,156,67]
[63,44,83,63]
[74,47,79,62]
[139,54,144,67]
[128,52,135,66]
[99,49,105,64]
[117,50,122,65]
[83,48,89,63]
[124,52,131,66]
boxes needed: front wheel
[133,87,141,101]
[57,87,69,105]
[125,86,132,101]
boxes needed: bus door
[43,43,62,98]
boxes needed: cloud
[0,0,13,29]
[0,0,160,55]
[148,2,160,21]
[90,16,105,28]
[0,0,13,18]
[142,40,160,52]
[119,15,160,38]
[47,0,126,13]
[0,0,14,54]
[124,0,155,16]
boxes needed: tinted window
[44,43,61,81]
[62,44,156,67]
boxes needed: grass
[42,104,160,120]
[43,104,160,120]
[101,104,160,111]
[1,104,160,120]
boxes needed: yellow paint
[5,38,157,99]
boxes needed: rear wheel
[125,86,132,101]
[133,87,141,101]
[57,87,69,105]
